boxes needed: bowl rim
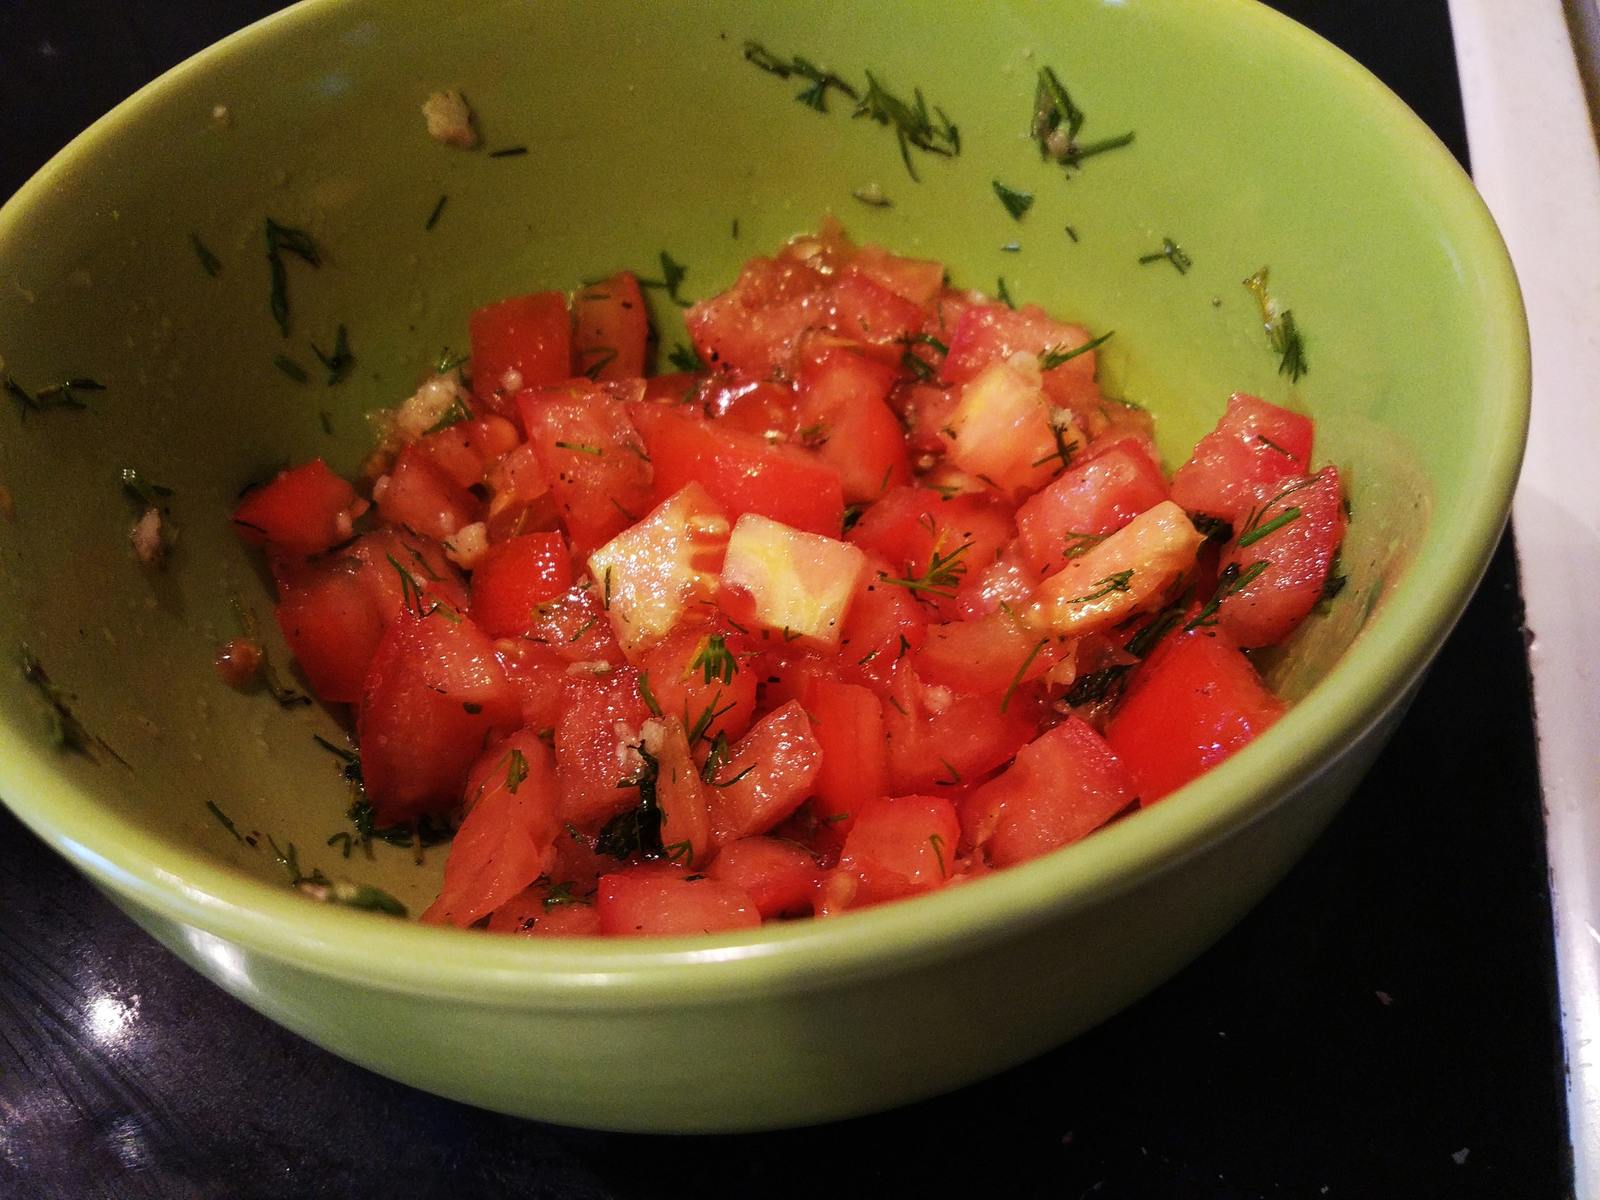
[0,0,1530,1007]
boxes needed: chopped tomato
[573,272,648,381]
[1216,467,1347,648]
[376,444,478,542]
[468,532,572,638]
[596,863,760,936]
[795,342,911,503]
[554,665,651,831]
[718,514,867,650]
[828,794,962,911]
[960,718,1135,867]
[469,291,572,412]
[233,459,366,556]
[800,677,888,830]
[646,718,713,870]
[357,610,523,824]
[940,301,1102,412]
[637,622,758,743]
[635,404,845,537]
[421,731,561,927]
[1016,440,1171,575]
[1168,393,1313,523]
[415,416,520,489]
[587,483,728,658]
[1104,626,1286,803]
[519,381,654,556]
[707,837,820,918]
[487,885,603,937]
[703,700,823,845]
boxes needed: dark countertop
[0,3,1570,1197]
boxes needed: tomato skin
[357,611,524,824]
[914,611,1067,697]
[846,245,945,306]
[647,718,713,870]
[795,343,911,503]
[835,563,928,691]
[704,700,824,845]
[415,416,520,489]
[959,717,1135,867]
[573,272,649,381]
[554,665,652,831]
[821,271,926,346]
[469,291,573,412]
[469,532,573,638]
[523,581,624,666]
[883,663,1039,793]
[377,444,479,542]
[636,405,846,537]
[1103,626,1286,803]
[519,383,654,557]
[800,677,888,830]
[421,731,561,928]
[829,794,962,911]
[707,837,820,918]
[596,863,760,936]
[1217,466,1347,648]
[487,885,603,937]
[492,637,568,731]
[274,565,384,703]
[695,373,799,440]
[686,254,825,377]
[233,459,365,556]
[1168,393,1314,523]
[1015,441,1171,576]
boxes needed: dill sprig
[742,41,859,112]
[1244,267,1309,381]
[1031,66,1135,173]
[1138,238,1192,275]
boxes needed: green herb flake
[191,233,222,277]
[1031,66,1135,172]
[691,634,737,685]
[877,535,974,601]
[273,354,309,384]
[1039,329,1113,370]
[743,41,860,113]
[1236,505,1302,549]
[992,180,1035,220]
[264,218,320,337]
[488,145,529,158]
[1000,638,1050,713]
[1061,569,1135,606]
[638,251,692,308]
[311,324,354,385]
[553,440,604,456]
[996,276,1015,308]
[666,343,705,373]
[504,748,530,794]
[120,467,173,508]
[637,671,664,718]
[5,374,102,419]
[1138,238,1192,275]
[424,194,448,231]
[1244,266,1309,381]
[205,800,245,843]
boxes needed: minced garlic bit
[422,89,478,149]
[364,371,473,479]
[444,521,489,569]
[211,104,233,130]
[130,507,166,568]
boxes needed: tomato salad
[231,223,1346,936]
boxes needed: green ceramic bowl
[0,0,1526,1131]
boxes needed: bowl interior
[0,0,1524,951]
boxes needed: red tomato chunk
[230,223,1349,935]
